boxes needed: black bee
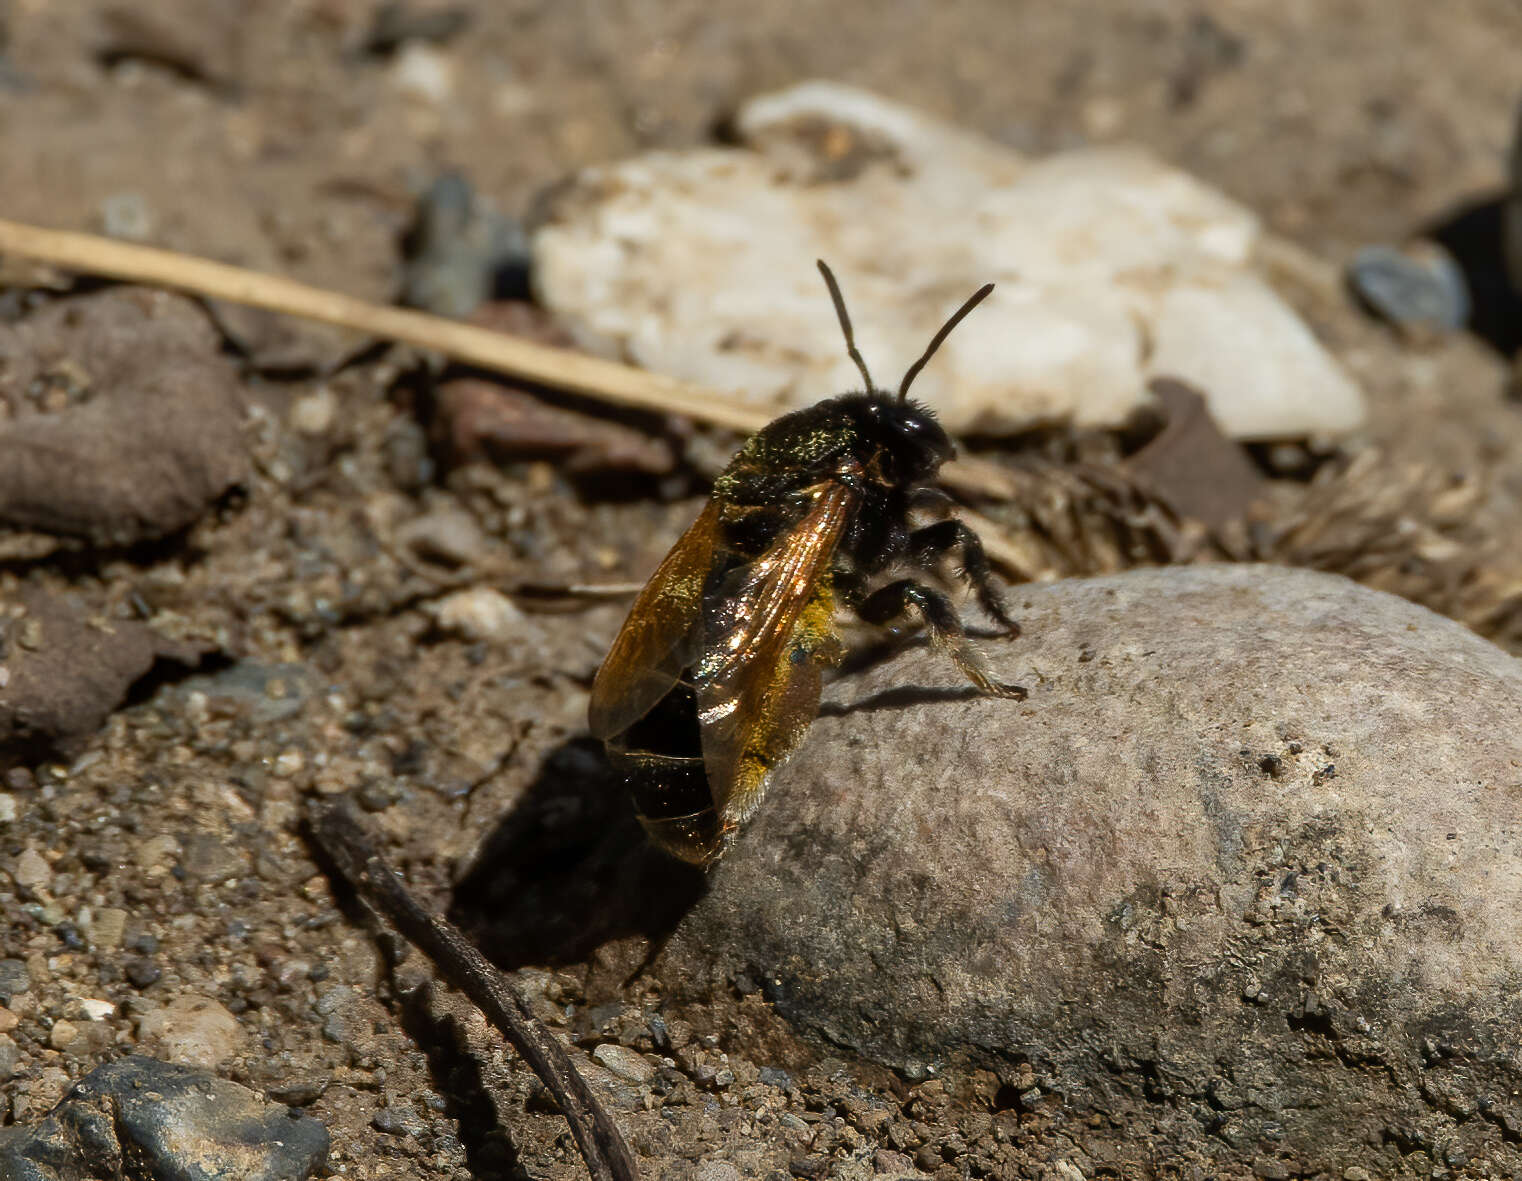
[589,261,1025,866]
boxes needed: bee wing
[694,481,855,831]
[588,499,721,741]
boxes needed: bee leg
[906,485,957,513]
[856,579,1026,700]
[905,519,1020,636]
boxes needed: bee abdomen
[605,684,721,864]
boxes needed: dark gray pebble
[1348,242,1470,333]
[758,1066,795,1091]
[401,172,530,319]
[0,1055,328,1181]
[264,1073,330,1107]
[0,959,30,1002]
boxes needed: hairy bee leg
[856,578,1027,700]
[905,519,1020,636]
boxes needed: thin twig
[0,217,761,433]
[308,800,641,1181]
[0,217,1019,504]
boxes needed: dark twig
[309,800,641,1181]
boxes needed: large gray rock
[658,565,1522,1175]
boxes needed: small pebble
[129,933,159,955]
[0,1034,17,1080]
[391,42,453,104]
[85,907,127,950]
[0,1008,18,1034]
[135,994,243,1068]
[49,1019,79,1050]
[0,794,15,823]
[356,779,401,812]
[134,834,181,873]
[266,1073,331,1106]
[11,847,50,891]
[592,1042,656,1085]
[430,588,524,642]
[289,387,338,436]
[399,509,491,567]
[371,1106,423,1136]
[0,960,30,999]
[73,997,116,1021]
[758,1066,794,1090]
[314,985,355,1016]
[125,958,161,989]
[1348,242,1470,335]
[99,191,153,241]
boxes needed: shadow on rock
[1427,191,1522,358]
[450,737,707,971]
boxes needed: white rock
[391,42,452,104]
[74,997,116,1021]
[429,587,525,642]
[534,82,1364,440]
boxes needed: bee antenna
[816,259,876,392]
[897,282,995,402]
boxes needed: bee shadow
[818,682,990,718]
[822,627,1019,717]
[448,737,707,971]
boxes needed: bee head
[854,394,954,481]
[814,259,992,480]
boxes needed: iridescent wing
[694,481,855,842]
[588,499,721,742]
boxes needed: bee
[588,261,1025,867]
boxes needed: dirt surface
[2,3,1522,1180]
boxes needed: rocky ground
[2,3,1522,1180]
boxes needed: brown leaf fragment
[1126,377,1265,531]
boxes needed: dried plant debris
[0,288,248,546]
[0,588,208,767]
[1260,451,1522,649]
[963,405,1522,653]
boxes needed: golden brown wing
[693,481,855,840]
[588,499,721,741]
